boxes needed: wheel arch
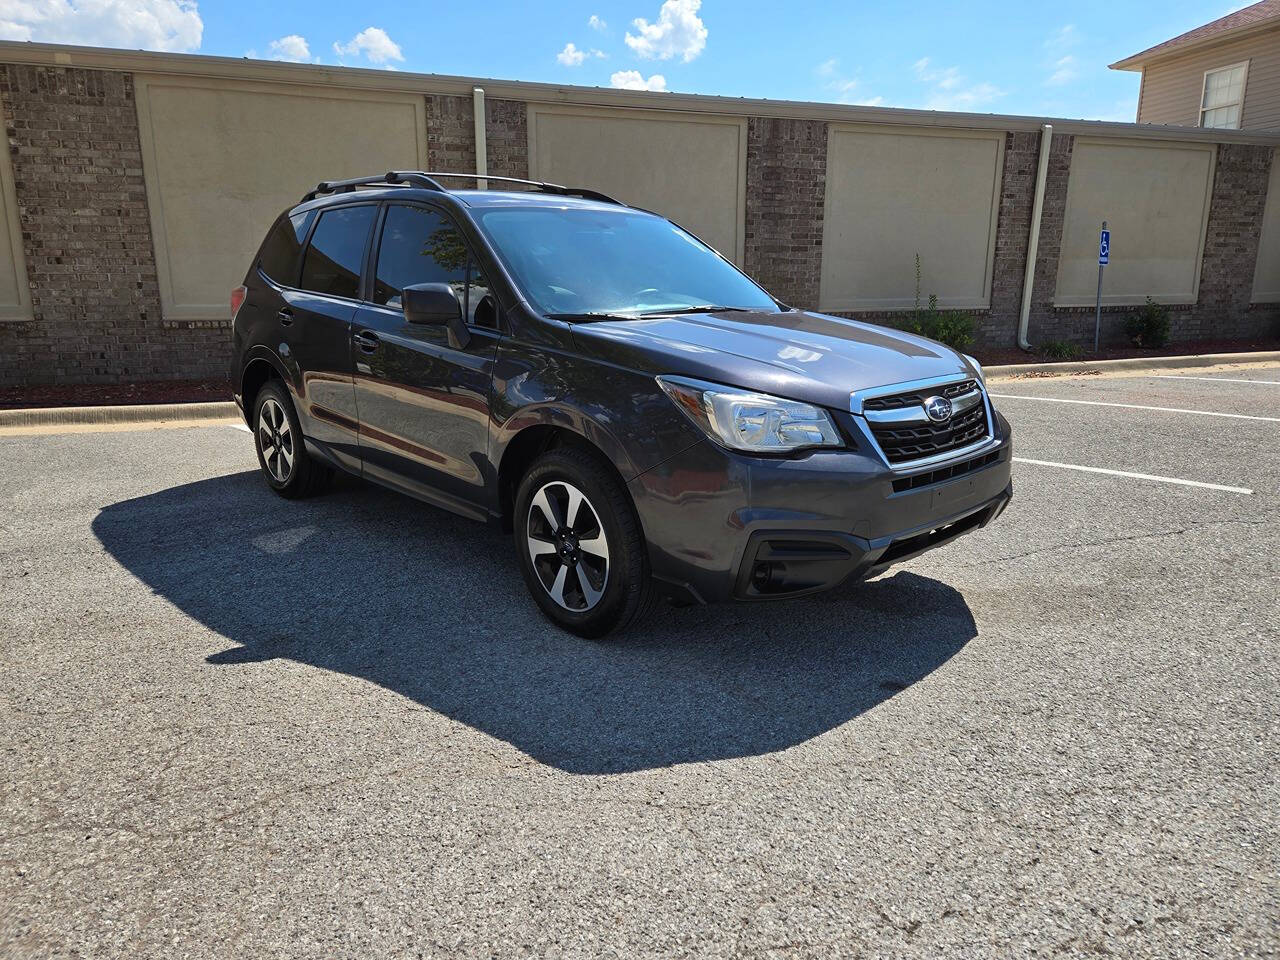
[240,352,289,426]
[495,416,640,534]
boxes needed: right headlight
[656,376,842,454]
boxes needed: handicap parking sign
[1099,229,1110,265]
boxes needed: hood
[572,309,974,411]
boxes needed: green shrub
[1125,298,1171,348]
[902,255,976,350]
[1039,340,1080,360]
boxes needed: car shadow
[92,470,977,774]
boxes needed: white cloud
[1046,24,1079,50]
[855,95,886,107]
[0,0,202,51]
[610,69,667,91]
[268,33,310,62]
[814,56,886,106]
[815,57,838,79]
[333,26,403,64]
[1046,54,1077,86]
[557,41,586,66]
[625,0,706,62]
[588,13,606,31]
[912,56,1003,111]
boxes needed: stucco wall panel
[819,125,1004,312]
[1254,148,1280,301]
[527,104,746,263]
[1054,139,1215,306]
[135,76,426,320]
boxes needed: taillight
[230,285,248,320]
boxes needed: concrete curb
[0,400,239,428]
[986,350,1280,380]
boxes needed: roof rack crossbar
[301,170,622,206]
[302,171,445,202]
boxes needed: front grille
[868,400,990,464]
[863,379,978,412]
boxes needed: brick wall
[985,131,1041,344]
[0,65,224,386]
[743,117,827,309]
[1194,143,1275,340]
[486,98,529,180]
[1,61,1277,389]
[425,94,476,176]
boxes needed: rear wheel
[253,380,330,498]
[514,446,651,638]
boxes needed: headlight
[963,353,985,383]
[657,376,841,453]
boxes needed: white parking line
[229,423,251,433]
[1014,457,1253,495]
[1150,375,1280,385]
[989,393,1280,423]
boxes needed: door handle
[353,330,380,353]
[277,308,294,326]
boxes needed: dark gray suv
[231,171,1012,636]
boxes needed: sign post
[1095,221,1109,352]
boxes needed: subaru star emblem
[923,395,953,423]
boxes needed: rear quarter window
[299,206,377,300]
[258,210,316,286]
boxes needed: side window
[258,209,315,285]
[298,206,376,300]
[373,205,468,308]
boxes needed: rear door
[351,202,501,514]
[284,203,378,466]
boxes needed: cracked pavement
[1,366,1277,958]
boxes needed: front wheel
[513,446,652,638]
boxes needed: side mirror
[401,282,470,349]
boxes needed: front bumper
[627,411,1013,604]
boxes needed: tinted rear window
[258,210,315,285]
[299,206,376,299]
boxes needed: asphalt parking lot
[1,364,1277,958]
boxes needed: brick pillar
[985,131,1042,346]
[486,99,529,180]
[1021,133,1076,345]
[425,94,477,174]
[743,116,827,309]
[0,65,170,386]
[1194,143,1274,340]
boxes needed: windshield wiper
[545,311,639,322]
[636,305,758,316]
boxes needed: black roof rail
[302,171,445,202]
[417,172,624,206]
[301,170,623,206]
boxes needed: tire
[513,445,652,638]
[252,380,331,499]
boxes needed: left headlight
[656,376,842,454]
[963,353,985,383]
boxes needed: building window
[1200,61,1248,129]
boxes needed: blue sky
[0,1,1253,121]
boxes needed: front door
[352,203,501,515]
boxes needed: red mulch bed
[0,378,234,410]
[974,337,1280,367]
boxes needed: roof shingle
[1110,0,1280,69]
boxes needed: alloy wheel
[257,397,295,484]
[526,480,610,611]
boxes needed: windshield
[475,207,780,317]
